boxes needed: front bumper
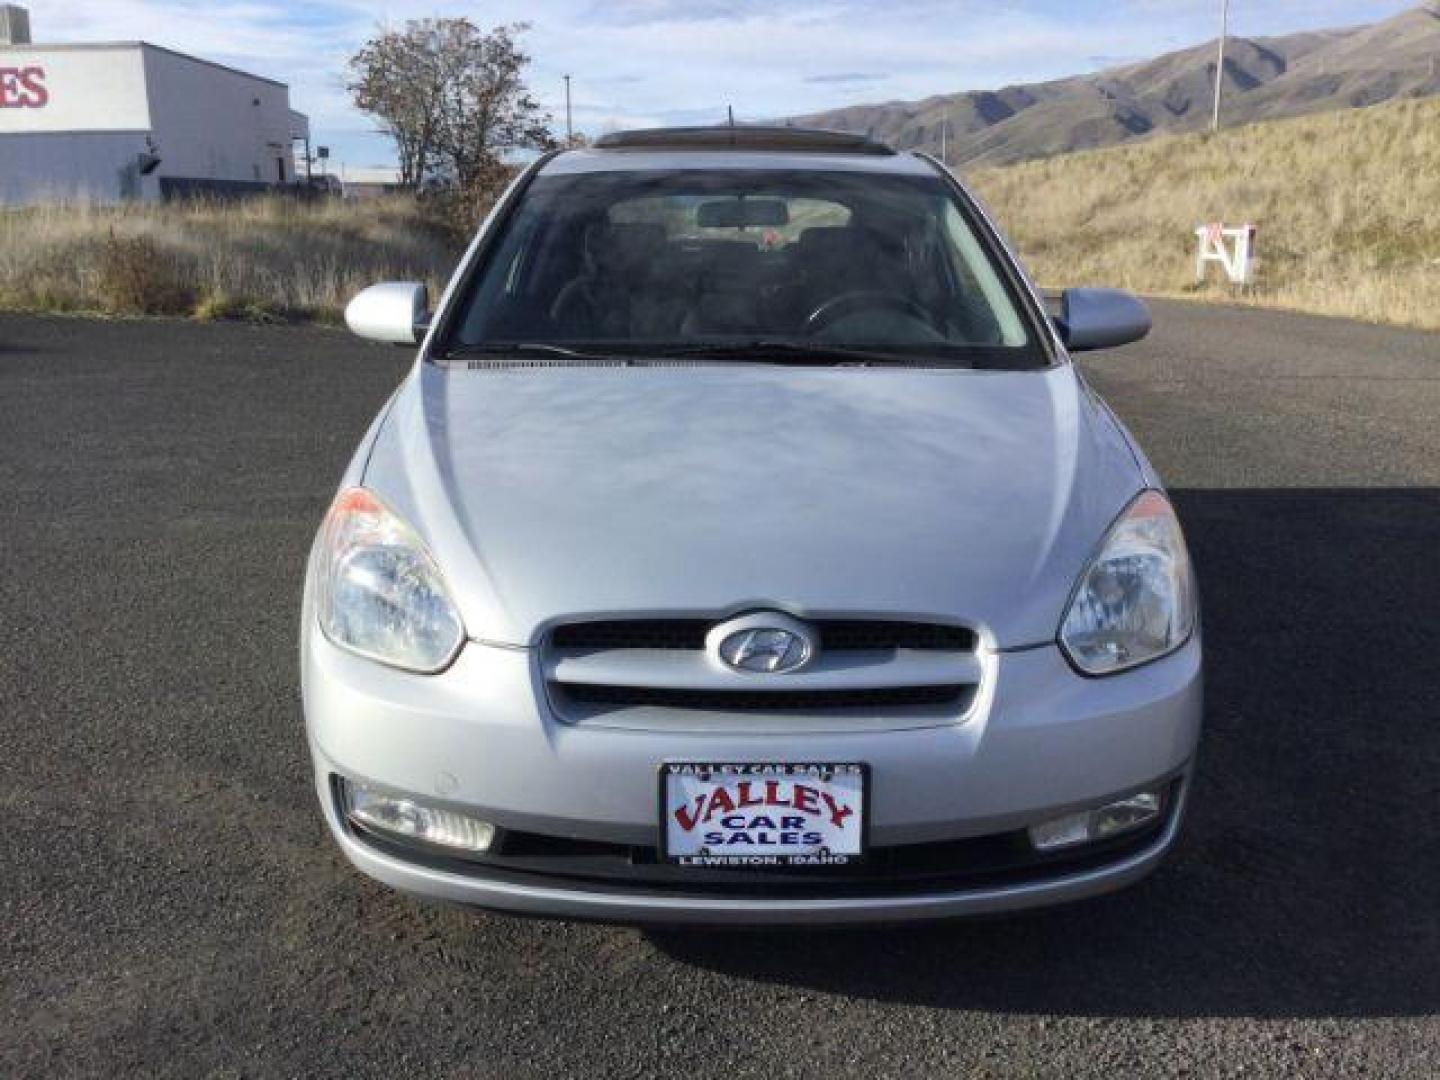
[303,628,1202,925]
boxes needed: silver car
[303,126,1201,925]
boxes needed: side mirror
[344,282,430,346]
[1055,288,1151,352]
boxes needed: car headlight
[314,487,465,673]
[1059,490,1196,675]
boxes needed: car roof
[594,126,894,154]
[540,125,939,178]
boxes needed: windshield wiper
[437,342,637,364]
[638,340,926,367]
[440,340,951,368]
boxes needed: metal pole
[564,75,573,145]
[1212,0,1230,132]
[941,110,947,165]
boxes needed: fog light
[1028,791,1162,852]
[342,781,495,853]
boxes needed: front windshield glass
[447,168,1045,367]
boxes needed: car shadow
[646,487,1440,1019]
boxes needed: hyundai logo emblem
[710,614,817,674]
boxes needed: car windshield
[444,167,1047,368]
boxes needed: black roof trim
[592,125,896,156]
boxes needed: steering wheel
[805,290,938,335]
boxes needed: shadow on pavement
[648,487,1440,1020]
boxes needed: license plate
[660,763,867,867]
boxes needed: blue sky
[32,1,1419,170]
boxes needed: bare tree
[347,22,448,186]
[440,22,555,190]
[348,19,554,193]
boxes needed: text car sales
[666,764,861,863]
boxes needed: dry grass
[5,103,1437,332]
[966,96,1440,332]
[0,195,461,323]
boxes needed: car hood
[363,361,1144,648]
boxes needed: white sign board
[1196,222,1256,286]
[0,46,151,133]
[662,762,866,866]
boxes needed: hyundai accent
[303,126,1201,924]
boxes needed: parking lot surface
[2,303,1438,1077]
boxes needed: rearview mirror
[1055,288,1151,352]
[696,198,790,229]
[345,282,430,346]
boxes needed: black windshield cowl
[438,342,640,365]
[438,339,1037,371]
[437,340,1016,369]
[636,340,910,367]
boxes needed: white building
[337,165,404,200]
[0,4,309,204]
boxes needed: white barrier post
[1236,223,1255,285]
[1195,222,1256,286]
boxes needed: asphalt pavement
[2,302,1438,1077]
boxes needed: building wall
[0,45,155,203]
[140,44,296,186]
[0,129,156,202]
[0,43,150,132]
[0,41,306,204]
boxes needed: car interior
[462,181,1019,349]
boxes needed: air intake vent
[559,683,970,712]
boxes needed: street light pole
[564,74,573,145]
[1212,0,1230,132]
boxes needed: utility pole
[940,109,947,165]
[564,74,573,145]
[1211,0,1230,132]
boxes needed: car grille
[561,683,968,711]
[550,619,976,653]
[542,615,982,732]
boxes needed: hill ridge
[787,6,1440,167]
